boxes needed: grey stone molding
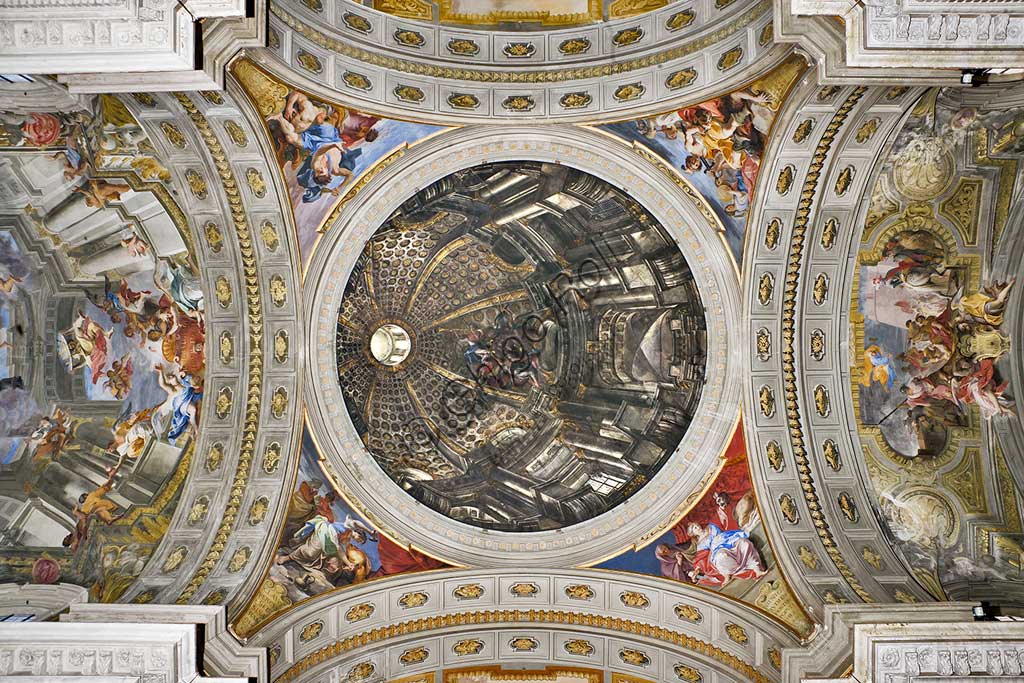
[742,72,935,618]
[0,602,262,682]
[245,567,799,683]
[0,582,88,621]
[109,89,304,609]
[255,0,790,123]
[302,125,741,568]
[783,602,978,680]
[790,604,1024,682]
[778,0,1024,76]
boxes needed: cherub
[102,353,133,400]
[73,178,131,208]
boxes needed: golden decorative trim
[619,590,650,608]
[453,583,485,600]
[724,623,748,645]
[564,584,594,600]
[938,176,982,247]
[609,0,667,19]
[628,143,725,234]
[374,0,432,21]
[973,128,1017,248]
[270,0,770,84]
[172,94,266,603]
[347,602,375,622]
[777,87,873,602]
[274,610,769,683]
[792,118,814,143]
[673,603,702,622]
[665,8,695,31]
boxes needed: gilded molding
[172,93,266,603]
[269,0,770,84]
[777,87,873,603]
[274,609,771,683]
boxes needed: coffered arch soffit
[252,0,791,124]
[246,568,801,683]
[0,88,304,609]
[744,74,1024,618]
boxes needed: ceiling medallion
[559,92,592,109]
[332,161,708,533]
[665,9,695,31]
[612,27,644,46]
[503,42,536,58]
[394,85,426,103]
[613,82,646,102]
[295,49,323,74]
[665,68,698,91]
[342,71,373,91]
[717,46,743,71]
[394,28,426,47]
[343,11,373,33]
[448,93,481,109]
[564,639,595,656]
[558,37,591,55]
[502,95,536,112]
[448,38,480,56]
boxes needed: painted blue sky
[600,122,747,266]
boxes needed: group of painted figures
[655,491,767,588]
[636,90,773,218]
[271,466,444,601]
[0,103,206,565]
[862,226,1015,455]
[266,90,380,202]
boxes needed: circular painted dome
[334,161,707,532]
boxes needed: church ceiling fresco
[598,55,805,265]
[0,95,202,597]
[3,20,1024,680]
[229,58,450,266]
[598,421,812,637]
[852,84,1024,602]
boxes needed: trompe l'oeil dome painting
[334,162,707,532]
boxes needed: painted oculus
[335,161,707,532]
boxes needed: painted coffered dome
[2,4,1024,683]
[334,161,707,532]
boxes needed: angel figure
[72,178,131,208]
[70,311,111,383]
[153,364,202,441]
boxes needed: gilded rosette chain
[780,87,873,603]
[173,93,265,603]
[276,609,770,683]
